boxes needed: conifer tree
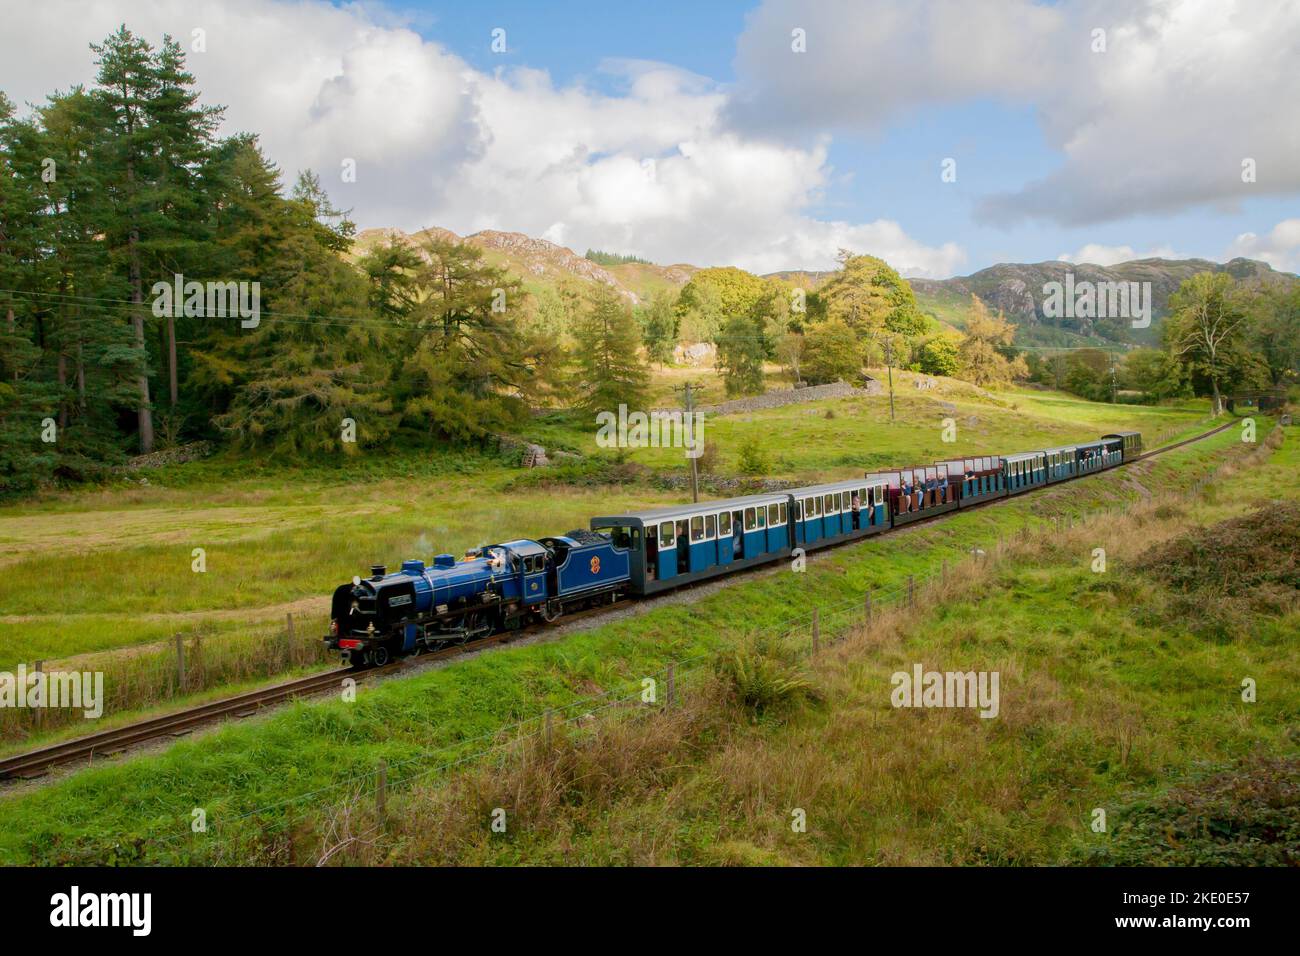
[572,282,649,413]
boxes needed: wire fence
[31,418,1284,866]
[1,613,331,740]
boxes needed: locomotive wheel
[370,646,391,667]
[540,600,563,624]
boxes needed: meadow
[0,374,1208,675]
[0,411,1273,865]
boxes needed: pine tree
[395,235,559,439]
[572,283,649,413]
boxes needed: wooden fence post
[285,612,295,668]
[811,608,820,653]
[175,634,186,692]
[666,662,676,708]
[864,591,872,625]
[376,760,388,824]
[908,575,916,609]
[544,709,554,749]
[34,660,43,730]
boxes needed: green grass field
[0,377,1209,672]
[0,414,1273,865]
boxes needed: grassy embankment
[0,414,1256,864]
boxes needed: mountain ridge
[356,226,1296,346]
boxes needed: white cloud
[1056,243,1181,266]
[730,0,1300,227]
[1225,219,1300,273]
[0,0,964,277]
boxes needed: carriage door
[733,510,744,559]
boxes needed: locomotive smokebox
[370,564,386,580]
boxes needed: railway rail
[0,418,1241,782]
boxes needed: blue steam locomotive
[325,431,1141,666]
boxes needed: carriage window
[719,512,732,536]
[744,508,756,531]
[859,488,867,505]
[792,500,801,520]
[757,509,766,528]
[824,494,834,513]
[659,522,675,548]
[690,516,704,541]
[779,502,787,524]
[768,504,780,525]
[705,514,716,538]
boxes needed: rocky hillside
[910,257,1296,347]
[353,226,697,304]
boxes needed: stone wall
[682,379,881,417]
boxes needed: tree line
[0,27,655,495]
[1027,273,1299,411]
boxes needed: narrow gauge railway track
[0,419,1241,782]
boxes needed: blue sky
[371,0,1300,275]
[7,0,1298,276]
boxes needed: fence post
[175,634,186,692]
[666,662,676,708]
[864,591,872,625]
[376,759,387,824]
[811,607,820,653]
[285,612,295,668]
[908,575,916,609]
[544,709,554,749]
[34,660,43,730]
[941,559,947,583]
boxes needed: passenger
[851,491,861,529]
[938,473,949,503]
[900,481,911,513]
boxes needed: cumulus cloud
[0,0,964,276]
[729,0,1300,227]
[1225,219,1300,274]
[1056,243,1182,266]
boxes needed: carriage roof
[591,492,789,527]
[789,476,889,499]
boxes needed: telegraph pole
[885,340,896,423]
[675,381,701,503]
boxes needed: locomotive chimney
[371,564,386,580]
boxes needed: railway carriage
[1003,450,1048,494]
[943,455,1003,505]
[590,492,792,596]
[1102,431,1143,463]
[790,476,890,549]
[1042,444,1078,483]
[1074,440,1107,474]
